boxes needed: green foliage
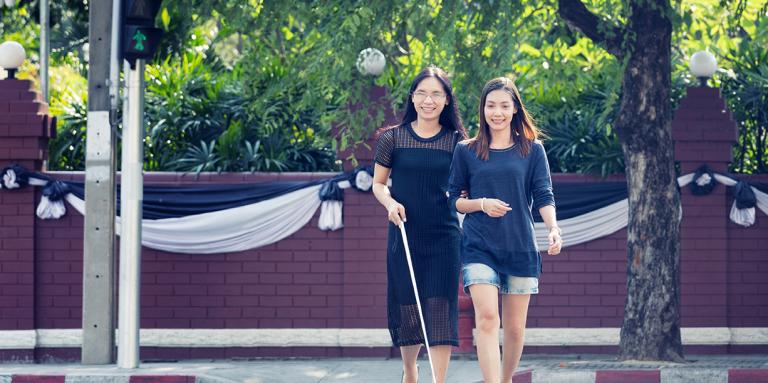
[533,65,625,176]
[174,140,220,173]
[157,0,629,174]
[44,49,335,172]
[46,63,89,171]
[48,89,88,170]
[720,14,768,174]
[157,1,556,146]
[143,52,336,173]
[4,0,767,174]
[1,0,89,75]
[143,53,242,170]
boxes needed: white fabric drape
[533,199,628,249]
[318,201,344,231]
[25,171,767,253]
[529,172,768,248]
[65,185,324,254]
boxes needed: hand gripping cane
[398,223,437,383]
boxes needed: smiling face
[411,77,448,122]
[483,89,515,133]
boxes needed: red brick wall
[674,86,733,332]
[28,172,391,360]
[528,175,629,331]
[3,80,768,361]
[536,233,628,328]
[0,79,53,361]
[679,184,730,327]
[726,175,768,328]
[0,187,36,331]
[21,171,768,361]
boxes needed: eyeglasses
[412,91,447,102]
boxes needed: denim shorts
[462,263,539,295]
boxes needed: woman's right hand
[481,198,512,218]
[386,201,407,226]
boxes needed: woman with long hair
[448,77,562,383]
[372,66,468,383]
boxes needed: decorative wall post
[0,78,55,357]
[672,84,737,334]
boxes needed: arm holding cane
[373,163,407,226]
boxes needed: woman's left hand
[547,227,562,255]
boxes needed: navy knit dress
[375,124,461,347]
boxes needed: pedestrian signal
[121,0,163,67]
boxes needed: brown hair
[469,77,540,160]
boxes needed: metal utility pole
[109,0,122,118]
[82,0,116,364]
[117,59,145,369]
[39,0,49,101]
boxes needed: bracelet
[480,197,486,213]
[549,226,562,235]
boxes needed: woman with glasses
[372,66,468,383]
[448,77,561,383]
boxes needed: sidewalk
[0,355,767,382]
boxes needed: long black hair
[379,66,467,138]
[469,77,539,160]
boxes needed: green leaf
[161,8,171,30]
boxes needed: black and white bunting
[1,163,766,254]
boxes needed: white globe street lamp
[0,41,26,79]
[689,51,717,87]
[356,48,386,76]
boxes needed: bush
[47,51,337,172]
[721,39,768,174]
[144,52,337,173]
[528,62,624,176]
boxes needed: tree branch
[557,0,625,59]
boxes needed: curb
[528,368,768,383]
[4,376,196,383]
[3,368,768,382]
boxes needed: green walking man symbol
[132,29,147,51]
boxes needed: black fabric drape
[64,178,630,221]
[65,179,328,220]
[533,181,627,222]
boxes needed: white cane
[399,222,437,383]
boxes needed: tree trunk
[613,1,684,362]
[558,0,684,361]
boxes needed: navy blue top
[447,140,555,277]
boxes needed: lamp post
[356,47,386,76]
[0,41,26,79]
[40,0,49,101]
[689,51,717,87]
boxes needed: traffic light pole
[82,0,116,365]
[109,0,163,367]
[117,59,145,369]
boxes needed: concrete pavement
[0,355,767,382]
